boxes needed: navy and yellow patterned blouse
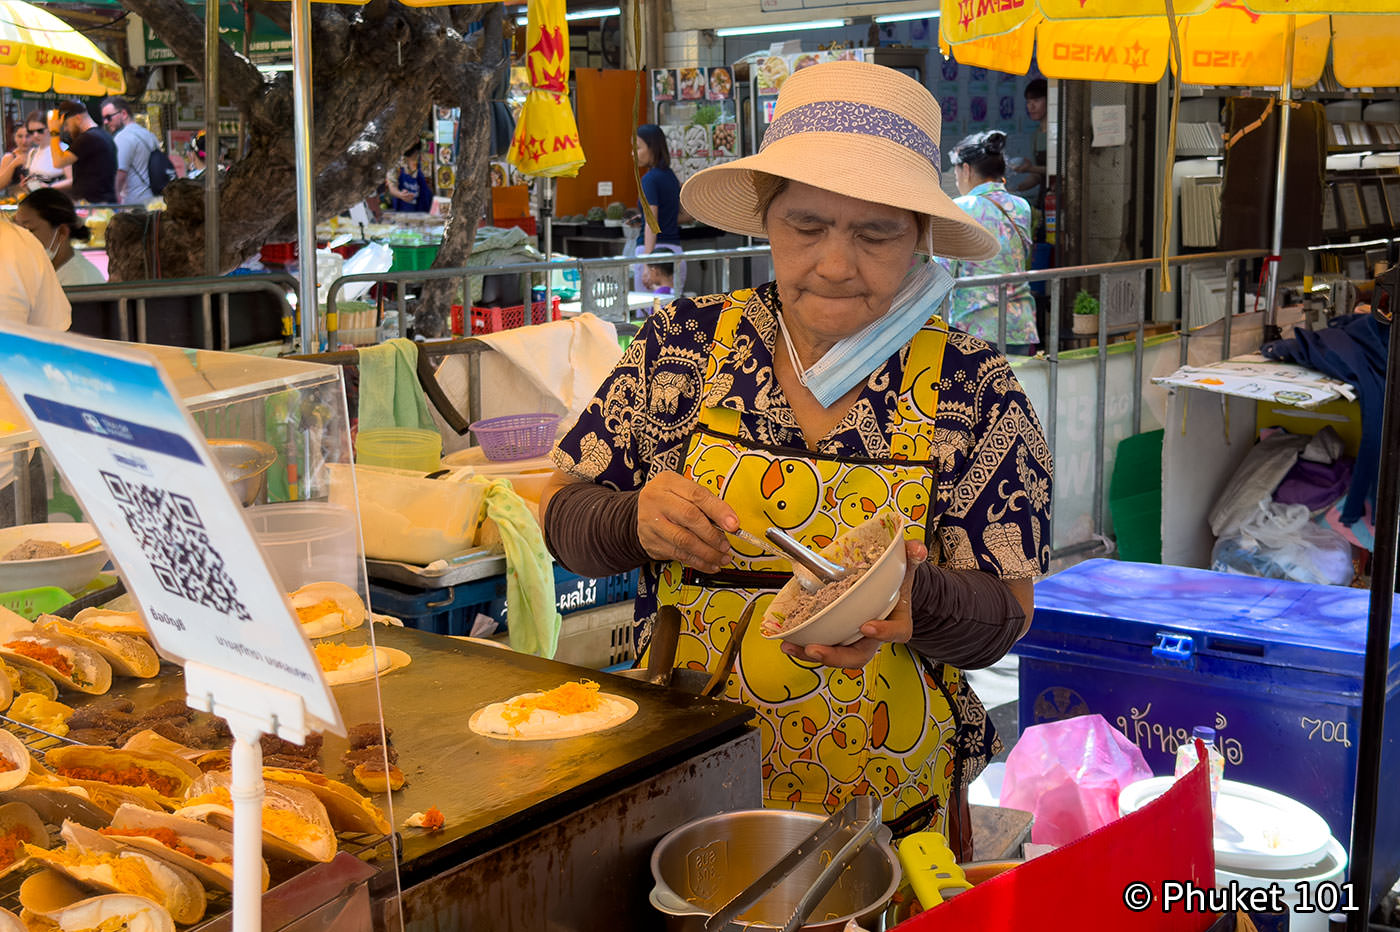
[552,282,1054,639]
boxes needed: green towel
[357,338,437,432]
[483,479,561,658]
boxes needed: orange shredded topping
[101,826,230,865]
[313,642,369,672]
[295,599,340,625]
[57,764,181,798]
[421,806,444,831]
[27,846,163,903]
[502,680,601,727]
[186,787,316,843]
[0,757,16,774]
[4,641,71,677]
[0,824,34,867]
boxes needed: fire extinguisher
[1044,179,1057,245]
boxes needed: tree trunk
[115,0,502,305]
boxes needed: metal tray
[365,551,507,588]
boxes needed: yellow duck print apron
[656,300,966,837]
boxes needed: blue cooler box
[1019,559,1400,906]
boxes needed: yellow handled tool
[897,831,973,909]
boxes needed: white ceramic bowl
[0,523,108,596]
[761,512,907,647]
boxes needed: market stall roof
[939,0,1400,88]
[0,0,124,94]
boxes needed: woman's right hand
[637,472,738,574]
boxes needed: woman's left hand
[780,539,927,669]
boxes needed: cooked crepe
[468,681,638,741]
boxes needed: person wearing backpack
[101,96,163,203]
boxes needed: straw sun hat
[681,60,999,262]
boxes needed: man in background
[1011,78,1049,237]
[101,96,158,204]
[46,101,116,205]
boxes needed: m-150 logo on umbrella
[507,0,585,179]
[1050,38,1151,72]
[528,24,567,93]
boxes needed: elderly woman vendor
[541,61,1051,854]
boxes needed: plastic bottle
[1175,725,1225,811]
[377,309,400,342]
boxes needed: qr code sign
[101,471,252,621]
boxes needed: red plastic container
[260,241,297,264]
[470,297,562,335]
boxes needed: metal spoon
[730,529,824,593]
[764,528,848,586]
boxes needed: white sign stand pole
[186,662,309,932]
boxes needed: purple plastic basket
[470,413,561,462]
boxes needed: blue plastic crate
[368,566,638,638]
[1018,559,1400,910]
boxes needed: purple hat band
[760,100,941,172]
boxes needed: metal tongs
[730,528,848,594]
[703,795,884,932]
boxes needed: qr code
[101,471,252,621]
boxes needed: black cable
[73,10,130,34]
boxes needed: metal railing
[64,273,297,351]
[951,250,1265,559]
[322,246,775,345]
[64,245,1265,564]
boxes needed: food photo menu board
[652,64,739,184]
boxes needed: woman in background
[23,110,71,190]
[0,122,33,191]
[634,124,682,257]
[935,130,1038,355]
[14,188,106,286]
[386,142,433,213]
[185,132,207,179]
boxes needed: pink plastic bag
[999,713,1153,846]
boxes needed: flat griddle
[36,623,754,888]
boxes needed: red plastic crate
[470,297,562,335]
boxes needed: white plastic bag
[1211,501,1354,586]
[338,242,394,302]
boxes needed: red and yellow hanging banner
[508,0,586,178]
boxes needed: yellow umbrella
[941,0,1400,301]
[940,1,1400,88]
[0,0,124,95]
[507,0,585,178]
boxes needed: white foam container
[1215,837,1347,932]
[1120,777,1346,932]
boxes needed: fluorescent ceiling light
[515,6,619,25]
[715,18,845,37]
[566,6,619,20]
[873,10,940,22]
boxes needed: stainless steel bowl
[649,808,900,932]
[207,439,278,506]
[612,668,713,694]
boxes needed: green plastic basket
[1109,429,1164,564]
[388,243,440,273]
[0,586,75,620]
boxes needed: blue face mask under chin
[775,236,955,409]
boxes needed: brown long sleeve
[907,562,1027,670]
[542,481,650,578]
